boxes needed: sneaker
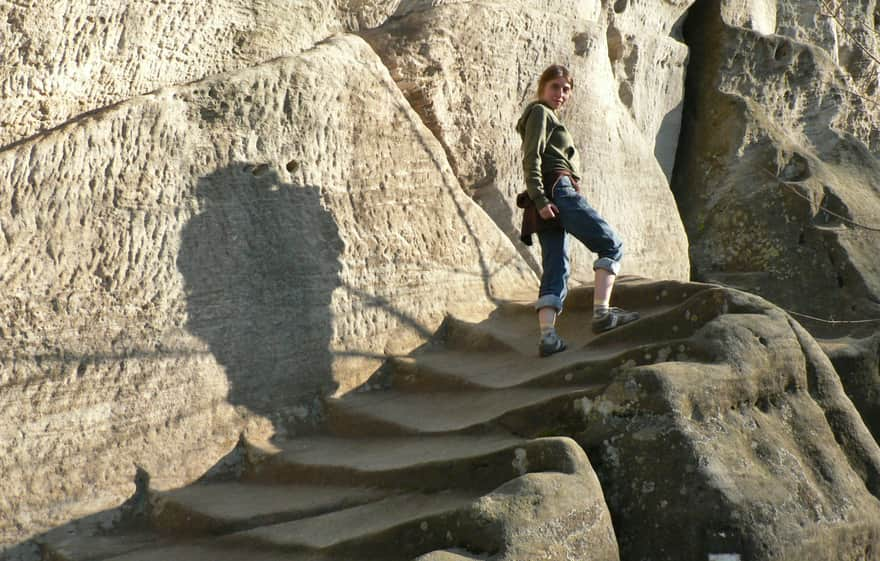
[539,331,567,357]
[591,307,640,334]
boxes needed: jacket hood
[516,101,553,137]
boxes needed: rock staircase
[36,278,880,561]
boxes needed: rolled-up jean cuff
[593,257,621,275]
[535,294,564,313]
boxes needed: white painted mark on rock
[512,448,529,475]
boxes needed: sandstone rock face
[605,0,693,181]
[568,282,880,561]
[821,333,880,442]
[363,0,691,283]
[31,280,878,561]
[7,0,880,557]
[0,34,533,547]
[0,0,401,148]
[673,0,880,333]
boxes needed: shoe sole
[591,315,640,334]
[538,341,567,357]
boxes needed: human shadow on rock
[177,163,343,434]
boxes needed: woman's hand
[539,203,560,220]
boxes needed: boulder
[363,0,691,283]
[0,34,533,548]
[573,284,880,561]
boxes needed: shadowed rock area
[177,165,343,421]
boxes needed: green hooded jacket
[515,101,581,210]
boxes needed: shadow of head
[177,162,343,431]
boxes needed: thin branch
[818,0,880,68]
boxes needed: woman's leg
[593,267,615,310]
[535,228,569,356]
[552,181,639,332]
[538,306,557,335]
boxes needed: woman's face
[540,77,572,110]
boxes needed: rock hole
[618,81,634,108]
[774,41,791,62]
[573,32,592,57]
[837,273,845,288]
[251,164,269,176]
[780,153,811,182]
[826,247,837,266]
[797,230,805,245]
[606,26,624,63]
[758,336,768,346]
[286,160,299,173]
[77,362,87,378]
[614,0,628,13]
[815,186,852,225]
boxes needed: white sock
[593,303,610,317]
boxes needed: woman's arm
[521,106,553,211]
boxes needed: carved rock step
[324,385,603,437]
[486,279,709,322]
[224,490,483,559]
[246,434,584,492]
[40,531,163,561]
[151,481,390,535]
[73,543,354,561]
[41,489,484,561]
[414,551,485,561]
[436,282,724,363]
[389,337,697,391]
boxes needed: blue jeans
[535,177,623,312]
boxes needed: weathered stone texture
[0,34,533,547]
[673,0,880,333]
[474,468,619,561]
[605,0,693,181]
[821,333,880,443]
[364,0,691,283]
[0,0,403,148]
[575,285,880,561]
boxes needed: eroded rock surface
[577,283,880,560]
[363,0,691,282]
[821,333,880,442]
[0,0,402,147]
[0,34,533,548]
[24,280,880,561]
[673,0,880,332]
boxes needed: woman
[516,64,639,357]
